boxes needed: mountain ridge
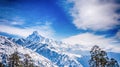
[0,36,58,67]
[15,31,83,67]
[0,31,120,67]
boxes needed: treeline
[89,45,120,67]
[0,51,36,67]
[1,45,120,67]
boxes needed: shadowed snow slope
[15,31,83,67]
[0,36,57,67]
[2,31,120,67]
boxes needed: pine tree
[89,45,119,67]
[8,51,21,67]
[106,58,119,67]
[24,54,35,67]
[8,52,35,67]
[0,62,4,67]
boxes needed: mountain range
[0,31,120,67]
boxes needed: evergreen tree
[8,51,21,67]
[89,45,119,67]
[24,54,35,67]
[0,62,4,67]
[106,58,119,67]
[8,52,35,67]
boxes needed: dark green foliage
[8,52,36,67]
[106,58,119,67]
[0,62,4,67]
[89,45,119,67]
[24,54,35,67]
[8,51,21,67]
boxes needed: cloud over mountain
[0,22,54,38]
[62,32,120,53]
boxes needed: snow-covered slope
[0,36,57,67]
[15,31,83,67]
[1,31,120,67]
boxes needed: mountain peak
[26,31,44,43]
[32,31,39,35]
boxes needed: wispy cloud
[0,17,25,25]
[67,0,120,30]
[62,33,120,53]
[11,17,25,25]
[0,22,54,38]
[115,30,120,40]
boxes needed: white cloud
[0,17,25,25]
[0,23,54,38]
[11,21,24,25]
[11,17,25,25]
[67,0,119,30]
[115,30,120,40]
[62,33,120,53]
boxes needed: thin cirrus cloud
[62,32,120,53]
[67,0,119,31]
[0,17,25,26]
[0,22,54,38]
[11,21,24,25]
[115,30,120,40]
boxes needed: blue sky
[0,0,120,52]
[0,0,82,39]
[0,0,91,39]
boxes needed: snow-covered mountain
[0,36,57,67]
[14,31,83,67]
[1,31,120,67]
